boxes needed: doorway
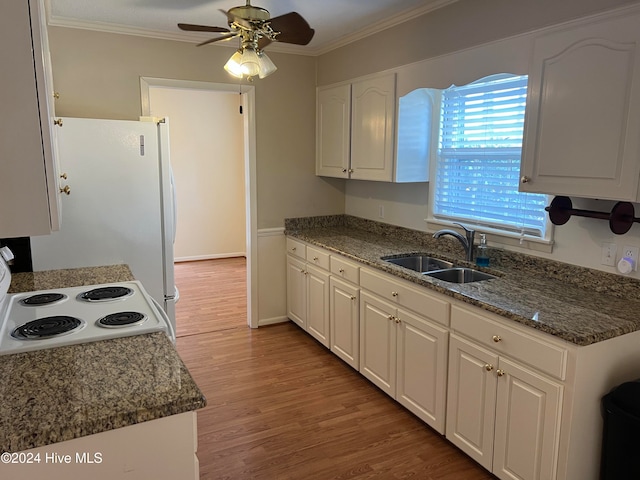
[140,77,258,328]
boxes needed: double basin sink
[382,254,496,284]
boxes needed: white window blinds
[433,74,548,238]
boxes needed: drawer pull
[492,335,502,343]
[395,317,401,324]
[350,295,356,301]
[291,247,297,252]
[339,268,345,273]
[387,315,395,321]
[497,369,505,377]
[485,364,494,372]
[392,291,399,297]
[313,256,319,261]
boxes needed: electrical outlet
[622,245,639,271]
[601,242,617,266]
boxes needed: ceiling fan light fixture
[223,49,245,78]
[224,46,276,80]
[257,50,277,78]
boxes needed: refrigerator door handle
[170,167,177,245]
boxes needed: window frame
[424,73,554,252]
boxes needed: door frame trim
[140,76,258,328]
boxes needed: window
[431,74,549,240]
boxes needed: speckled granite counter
[0,333,205,453]
[286,215,640,347]
[1,265,206,454]
[9,264,135,293]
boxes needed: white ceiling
[45,0,458,55]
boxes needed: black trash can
[601,380,640,479]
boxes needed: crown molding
[46,0,458,57]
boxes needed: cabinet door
[286,256,307,329]
[0,0,60,237]
[351,73,396,181]
[446,333,498,471]
[359,291,396,397]
[493,357,562,480]
[306,265,330,348]
[329,276,360,370]
[316,84,351,178]
[521,12,640,201]
[396,308,448,433]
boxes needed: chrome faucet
[432,223,475,262]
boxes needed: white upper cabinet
[520,10,640,201]
[316,84,351,178]
[350,73,396,181]
[0,0,61,238]
[316,72,430,182]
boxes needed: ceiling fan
[178,1,315,79]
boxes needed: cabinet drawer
[330,256,360,284]
[451,305,567,380]
[306,246,330,270]
[286,238,306,260]
[361,268,449,326]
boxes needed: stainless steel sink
[424,267,496,283]
[382,255,454,273]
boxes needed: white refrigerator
[30,117,178,333]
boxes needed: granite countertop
[286,216,640,347]
[1,265,206,453]
[9,264,135,293]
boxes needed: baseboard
[258,315,289,327]
[175,253,246,263]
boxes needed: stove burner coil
[19,293,67,306]
[78,286,133,302]
[97,311,147,328]
[12,316,83,340]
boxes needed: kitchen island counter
[286,216,640,347]
[1,265,206,455]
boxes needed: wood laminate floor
[174,259,495,480]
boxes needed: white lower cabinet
[286,253,330,347]
[329,276,360,370]
[359,290,448,433]
[306,264,330,346]
[447,306,564,480]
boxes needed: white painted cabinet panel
[493,357,562,480]
[351,74,396,181]
[329,276,360,370]
[359,291,396,397]
[286,255,307,329]
[396,307,448,432]
[521,11,640,201]
[306,264,330,347]
[447,333,498,470]
[0,0,60,238]
[316,84,351,178]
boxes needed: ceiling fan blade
[219,8,252,30]
[178,23,229,33]
[258,37,272,50]
[269,12,314,45]
[197,32,238,47]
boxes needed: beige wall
[48,27,345,230]
[317,0,640,86]
[148,87,246,260]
